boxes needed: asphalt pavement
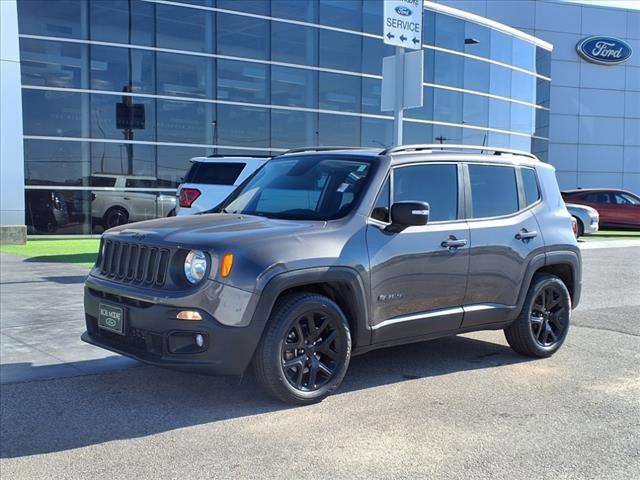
[0,246,638,479]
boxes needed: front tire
[504,273,571,358]
[253,293,352,405]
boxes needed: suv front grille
[99,239,171,287]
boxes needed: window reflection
[24,140,88,186]
[271,110,318,148]
[319,30,361,72]
[489,99,511,131]
[157,52,214,98]
[318,114,360,146]
[433,89,462,124]
[217,105,269,147]
[18,0,86,39]
[272,22,317,65]
[156,99,215,144]
[91,94,155,142]
[319,0,362,31]
[217,59,268,103]
[26,189,91,234]
[217,13,269,60]
[319,73,361,112]
[18,1,551,233]
[403,122,433,145]
[156,3,215,54]
[90,46,155,94]
[271,66,317,108]
[463,94,489,128]
[491,30,512,64]
[90,0,155,46]
[434,51,463,89]
[435,13,465,52]
[21,39,87,89]
[361,118,392,148]
[272,0,318,22]
[23,89,85,138]
[91,142,156,179]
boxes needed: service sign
[383,0,422,50]
[576,36,633,65]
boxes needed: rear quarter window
[521,168,540,206]
[185,162,246,185]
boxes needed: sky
[564,0,640,9]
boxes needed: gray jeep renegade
[82,145,582,404]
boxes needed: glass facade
[16,0,551,234]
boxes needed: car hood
[104,213,325,247]
[565,203,598,216]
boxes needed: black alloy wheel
[529,285,569,348]
[504,273,571,358]
[281,311,343,392]
[253,293,351,404]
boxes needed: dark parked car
[561,189,640,229]
[82,145,581,404]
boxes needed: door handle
[515,229,537,241]
[441,237,468,249]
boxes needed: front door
[612,191,640,226]
[367,163,470,344]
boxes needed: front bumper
[82,280,264,376]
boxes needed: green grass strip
[0,239,100,267]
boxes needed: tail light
[571,217,578,237]
[179,188,201,208]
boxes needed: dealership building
[0,0,638,237]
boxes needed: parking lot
[1,244,639,480]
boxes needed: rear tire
[253,293,351,405]
[103,207,129,230]
[504,273,571,358]
[573,216,584,238]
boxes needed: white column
[0,0,26,243]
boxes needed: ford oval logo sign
[395,5,412,16]
[577,36,633,65]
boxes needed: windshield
[220,156,373,220]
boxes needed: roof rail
[204,154,271,159]
[280,146,370,155]
[380,144,538,160]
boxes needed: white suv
[176,156,269,216]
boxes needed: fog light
[177,310,202,321]
[195,334,204,348]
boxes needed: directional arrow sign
[383,0,423,50]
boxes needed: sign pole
[382,0,423,146]
[393,46,404,146]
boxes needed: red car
[561,189,640,229]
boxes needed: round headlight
[184,250,208,284]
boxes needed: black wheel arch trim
[249,266,370,355]
[514,249,582,318]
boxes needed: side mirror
[389,201,430,230]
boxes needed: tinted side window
[90,176,117,187]
[469,165,518,218]
[584,193,610,203]
[185,162,246,185]
[393,164,458,222]
[521,168,540,206]
[125,179,156,188]
[371,177,390,222]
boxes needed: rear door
[461,164,545,327]
[367,162,470,344]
